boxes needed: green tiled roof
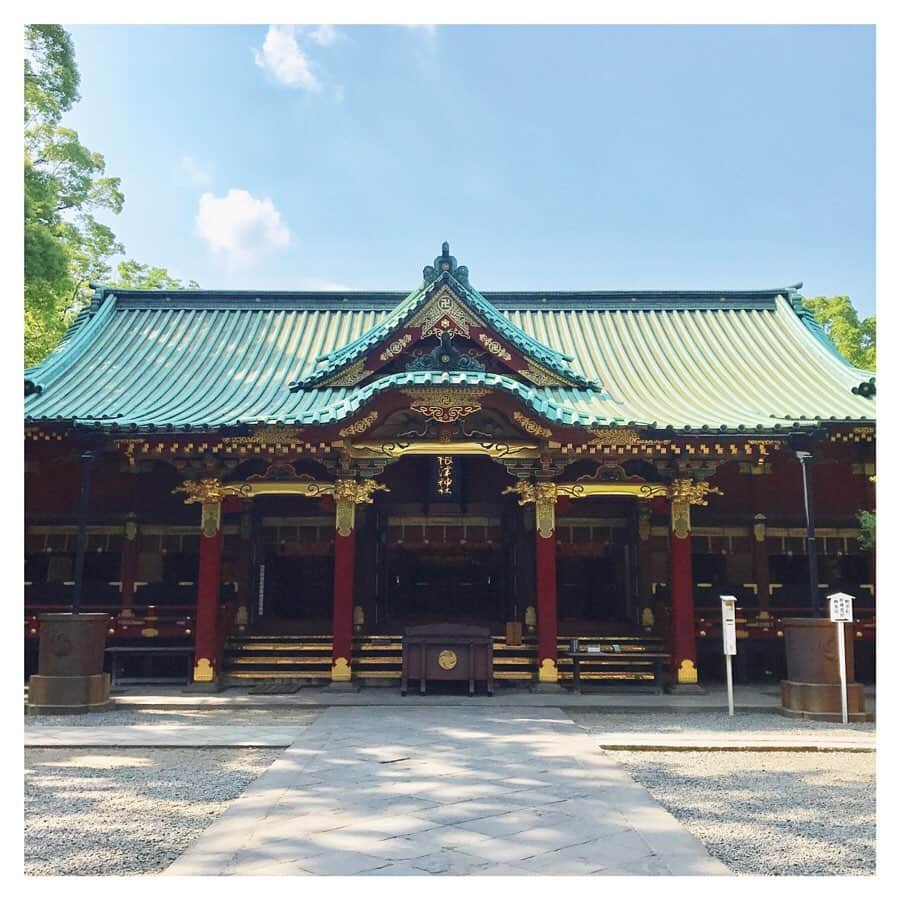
[292,243,595,389]
[24,275,875,435]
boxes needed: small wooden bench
[566,649,671,694]
[105,646,194,688]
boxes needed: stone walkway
[164,707,729,876]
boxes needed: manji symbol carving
[478,333,512,361]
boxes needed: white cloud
[253,25,320,92]
[195,189,291,270]
[309,25,337,47]
[300,277,352,292]
[180,155,213,187]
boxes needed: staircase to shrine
[223,633,668,687]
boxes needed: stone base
[530,682,564,693]
[781,679,868,721]
[327,681,360,692]
[26,673,111,714]
[664,682,707,695]
[779,706,872,723]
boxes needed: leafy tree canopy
[24,25,79,126]
[802,295,875,371]
[113,260,200,291]
[24,25,197,367]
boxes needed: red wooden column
[331,478,388,683]
[667,479,720,686]
[174,479,229,685]
[331,480,357,682]
[534,483,560,683]
[194,495,224,683]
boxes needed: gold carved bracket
[333,478,389,536]
[503,481,559,538]
[667,479,724,539]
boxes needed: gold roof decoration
[403,387,489,423]
[320,358,372,387]
[512,411,552,438]
[338,411,379,438]
[588,428,643,445]
[225,425,306,447]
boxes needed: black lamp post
[72,449,95,614]
[795,450,821,617]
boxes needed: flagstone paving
[165,706,729,876]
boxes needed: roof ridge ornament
[423,241,469,286]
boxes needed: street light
[795,450,820,617]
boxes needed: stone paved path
[165,706,729,876]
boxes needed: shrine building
[24,243,876,689]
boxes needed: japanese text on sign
[829,592,854,623]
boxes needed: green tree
[857,509,875,552]
[24,25,79,126]
[113,260,199,290]
[24,25,197,366]
[802,295,876,370]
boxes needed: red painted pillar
[331,509,356,682]
[329,478,388,681]
[331,479,360,682]
[669,480,699,686]
[194,499,223,683]
[534,484,559,683]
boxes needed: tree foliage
[857,509,875,552]
[24,25,197,367]
[24,25,79,126]
[113,260,200,291]
[802,295,876,371]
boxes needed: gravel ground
[609,750,875,876]
[25,748,281,876]
[570,710,875,737]
[25,707,321,727]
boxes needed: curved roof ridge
[25,288,117,396]
[295,370,619,429]
[293,259,598,390]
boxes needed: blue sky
[63,24,875,315]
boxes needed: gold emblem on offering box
[438,649,458,670]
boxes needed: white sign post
[720,595,738,716]
[828,592,854,725]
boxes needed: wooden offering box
[401,623,493,696]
